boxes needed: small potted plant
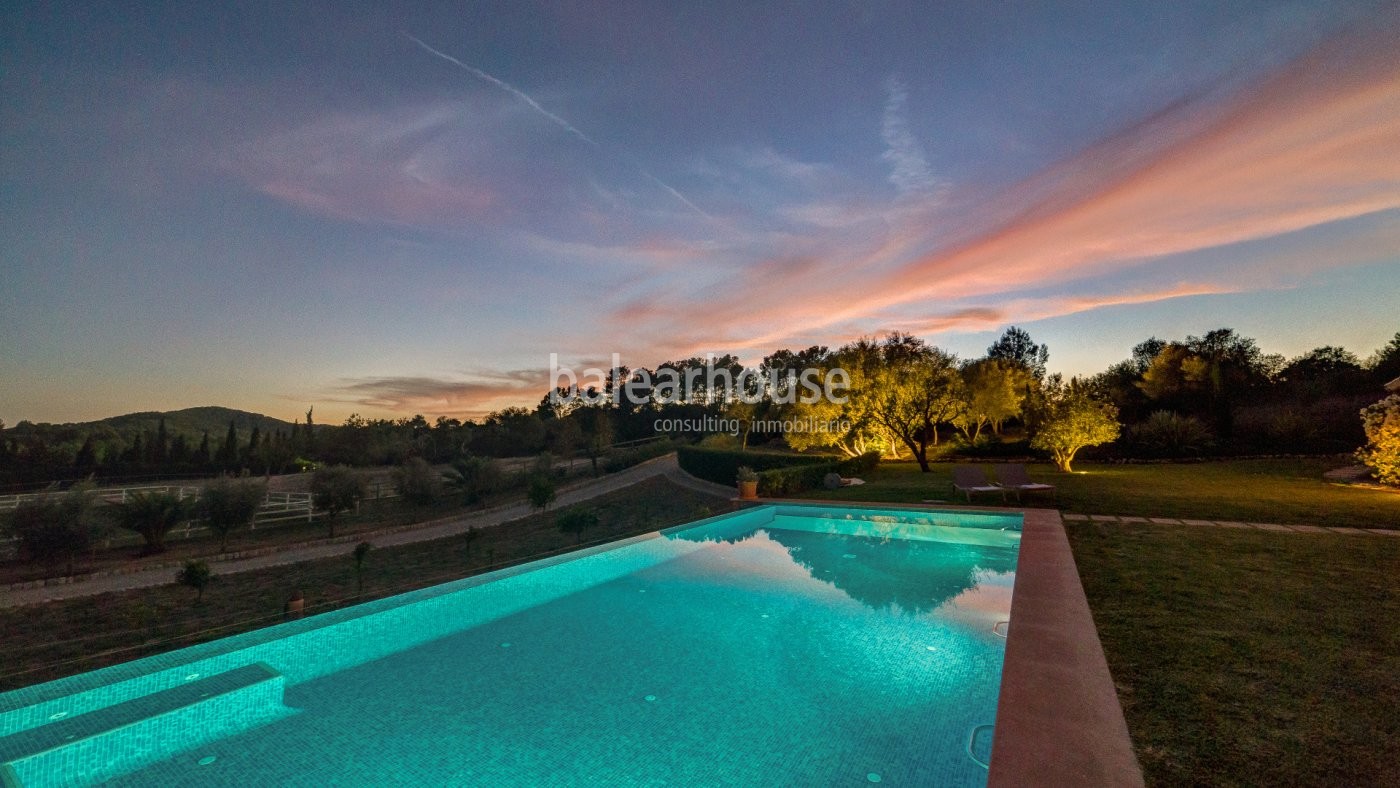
[736,466,759,500]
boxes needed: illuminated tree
[868,337,964,472]
[1031,379,1121,472]
[955,358,1029,441]
[1357,395,1400,486]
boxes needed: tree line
[2,328,1397,488]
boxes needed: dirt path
[0,454,731,609]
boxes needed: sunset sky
[3,1,1398,425]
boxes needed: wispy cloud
[602,24,1400,359]
[881,75,941,196]
[329,369,547,418]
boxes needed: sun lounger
[952,465,1006,503]
[994,464,1056,500]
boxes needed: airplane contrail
[404,33,596,146]
[405,33,712,221]
[642,170,713,220]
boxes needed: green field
[805,458,1400,528]
[1066,522,1400,786]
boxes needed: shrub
[444,455,502,503]
[176,560,212,603]
[528,474,557,511]
[6,487,102,575]
[1356,395,1400,486]
[676,447,831,486]
[755,452,881,496]
[1124,411,1215,458]
[555,508,599,543]
[393,457,444,505]
[200,477,266,552]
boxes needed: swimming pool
[0,503,1021,786]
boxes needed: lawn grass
[804,458,1400,528]
[0,477,728,691]
[1065,522,1400,786]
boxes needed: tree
[868,338,965,472]
[73,437,99,475]
[987,326,1049,379]
[444,455,501,503]
[352,541,372,596]
[528,473,557,511]
[217,420,239,470]
[6,485,101,575]
[955,358,1028,441]
[393,457,443,505]
[555,508,598,544]
[176,560,212,604]
[311,465,367,537]
[200,477,266,552]
[1280,346,1367,396]
[110,491,193,554]
[1031,379,1121,472]
[1366,332,1400,385]
[579,408,613,473]
[1356,395,1400,486]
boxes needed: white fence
[0,484,318,559]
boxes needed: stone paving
[1060,512,1399,536]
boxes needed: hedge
[756,451,881,496]
[676,446,832,486]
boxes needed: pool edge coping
[987,508,1144,787]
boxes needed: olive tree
[109,491,193,555]
[311,465,368,537]
[1357,395,1400,486]
[1030,379,1121,472]
[200,477,266,552]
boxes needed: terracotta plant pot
[737,480,759,500]
[284,591,305,619]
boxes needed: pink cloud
[602,23,1400,359]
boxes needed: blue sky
[2,1,1398,423]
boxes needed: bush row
[602,438,677,473]
[676,446,832,486]
[756,451,881,496]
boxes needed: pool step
[0,663,295,787]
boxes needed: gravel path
[0,454,731,609]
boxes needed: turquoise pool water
[0,503,1021,786]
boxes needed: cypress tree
[194,431,212,469]
[154,418,170,465]
[74,437,98,474]
[218,421,239,470]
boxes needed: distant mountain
[4,406,302,443]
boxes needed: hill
[4,406,301,444]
